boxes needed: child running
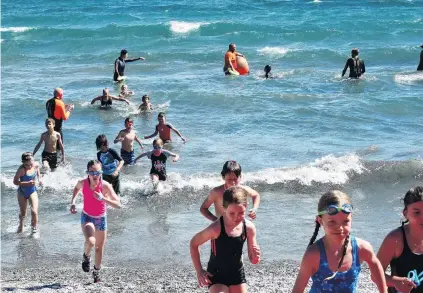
[190,186,261,292]
[200,161,260,222]
[292,190,387,293]
[96,135,124,195]
[134,138,179,188]
[13,152,42,233]
[376,186,423,293]
[70,160,121,283]
[33,118,65,172]
[144,112,187,143]
[114,117,144,165]
[138,95,153,112]
[119,84,134,98]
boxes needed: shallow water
[1,0,423,268]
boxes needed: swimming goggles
[318,204,353,216]
[87,170,103,176]
[153,146,162,150]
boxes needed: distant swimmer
[144,112,187,143]
[119,84,135,98]
[114,117,144,165]
[91,88,130,108]
[113,49,145,82]
[70,160,121,283]
[200,160,260,222]
[417,44,423,71]
[342,48,365,79]
[190,186,261,291]
[46,88,74,147]
[33,118,65,172]
[264,64,272,79]
[138,95,153,112]
[13,152,42,234]
[223,43,244,75]
[134,138,180,188]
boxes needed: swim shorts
[81,212,107,231]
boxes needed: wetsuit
[389,225,423,293]
[101,98,112,108]
[417,50,423,71]
[46,97,70,144]
[18,168,37,199]
[113,57,139,81]
[147,150,170,181]
[97,148,122,195]
[309,236,361,293]
[207,217,247,287]
[344,57,365,78]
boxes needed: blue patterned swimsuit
[310,236,361,293]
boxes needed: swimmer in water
[119,84,135,98]
[33,118,65,172]
[417,44,423,71]
[13,152,42,234]
[114,117,144,165]
[91,89,130,108]
[264,65,272,79]
[138,95,153,112]
[144,112,187,143]
[223,43,244,75]
[342,48,366,79]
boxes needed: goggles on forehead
[86,170,103,177]
[318,204,353,216]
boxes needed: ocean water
[1,0,423,272]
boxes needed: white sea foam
[257,46,289,57]
[0,27,34,33]
[169,21,205,34]
[394,72,423,84]
[1,154,365,193]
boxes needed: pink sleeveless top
[82,178,106,217]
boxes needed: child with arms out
[33,118,65,172]
[376,187,423,293]
[144,112,186,143]
[190,186,260,293]
[119,84,134,98]
[200,160,260,222]
[292,190,388,293]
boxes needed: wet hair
[264,65,271,73]
[120,49,128,56]
[102,88,109,96]
[351,48,359,56]
[223,186,248,208]
[142,95,150,102]
[121,84,128,90]
[158,112,165,118]
[21,152,33,162]
[308,190,352,281]
[87,159,102,171]
[125,117,134,124]
[153,138,164,146]
[401,186,423,226]
[95,134,108,150]
[220,160,242,178]
[45,118,55,125]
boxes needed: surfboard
[115,75,127,82]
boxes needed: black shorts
[102,174,120,195]
[42,151,58,169]
[207,266,246,288]
[150,170,167,181]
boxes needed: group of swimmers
[11,45,423,292]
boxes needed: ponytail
[324,234,350,281]
[308,221,321,247]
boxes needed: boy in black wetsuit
[342,48,365,78]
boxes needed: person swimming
[264,65,272,79]
[91,88,130,108]
[417,44,423,71]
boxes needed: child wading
[292,190,387,293]
[377,187,423,293]
[190,186,260,293]
[13,152,42,233]
[70,160,121,283]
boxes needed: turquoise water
[1,0,423,268]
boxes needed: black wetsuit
[389,225,423,293]
[345,57,365,78]
[417,50,423,71]
[46,97,64,149]
[101,98,112,107]
[207,217,247,287]
[113,57,139,81]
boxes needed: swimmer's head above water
[54,88,63,99]
[120,49,128,58]
[351,48,359,58]
[228,43,236,52]
[142,95,150,103]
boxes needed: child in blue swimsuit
[13,152,42,233]
[292,190,387,293]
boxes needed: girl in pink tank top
[70,160,121,283]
